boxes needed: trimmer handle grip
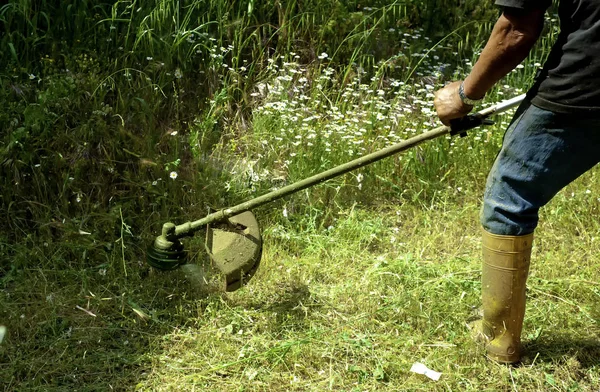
[449,115,494,137]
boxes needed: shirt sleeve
[494,0,552,10]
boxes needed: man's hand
[433,7,544,126]
[434,81,474,126]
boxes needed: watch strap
[458,82,483,106]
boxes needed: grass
[2,1,596,390]
[2,172,600,391]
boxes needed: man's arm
[434,7,546,125]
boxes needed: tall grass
[0,0,510,244]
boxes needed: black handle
[450,115,495,137]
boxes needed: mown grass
[3,1,598,391]
[128,171,600,391]
[3,172,600,391]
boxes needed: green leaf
[8,43,17,62]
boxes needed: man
[434,0,600,363]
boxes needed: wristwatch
[458,82,484,106]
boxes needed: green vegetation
[2,1,599,390]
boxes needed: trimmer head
[146,239,187,270]
[147,212,262,292]
[147,223,187,270]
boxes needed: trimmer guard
[205,211,262,292]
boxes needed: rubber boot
[478,229,533,364]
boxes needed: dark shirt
[496,0,600,113]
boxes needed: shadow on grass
[0,254,222,391]
[525,336,600,368]
[239,282,318,335]
[0,249,324,391]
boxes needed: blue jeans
[481,100,600,236]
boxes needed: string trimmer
[147,94,525,291]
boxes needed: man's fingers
[433,81,466,126]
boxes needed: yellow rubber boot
[479,229,533,363]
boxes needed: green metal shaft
[167,94,526,239]
[174,124,450,237]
